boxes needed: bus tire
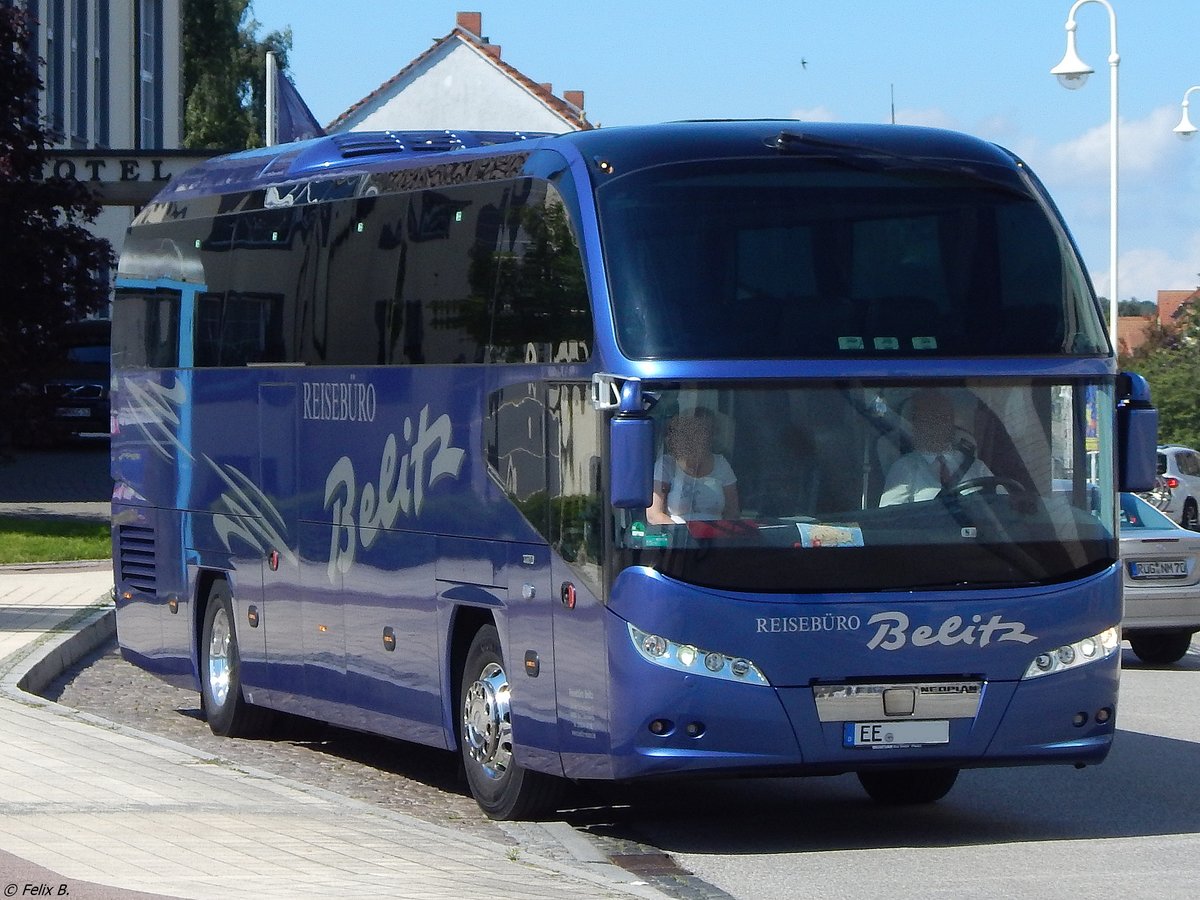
[200,580,271,738]
[460,624,561,820]
[857,767,959,805]
[1129,631,1193,665]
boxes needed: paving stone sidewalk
[0,562,668,900]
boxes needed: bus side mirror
[1117,372,1157,493]
[610,415,655,508]
[605,377,655,509]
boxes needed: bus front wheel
[200,580,270,738]
[857,767,959,805]
[460,624,561,820]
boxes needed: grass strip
[0,516,110,564]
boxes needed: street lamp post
[1173,86,1200,139]
[1051,0,1120,352]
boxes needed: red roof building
[327,12,592,135]
[1118,289,1200,357]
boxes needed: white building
[25,0,195,285]
[328,11,591,135]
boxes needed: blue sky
[250,0,1200,306]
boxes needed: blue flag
[275,68,325,143]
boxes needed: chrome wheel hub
[207,607,232,708]
[462,662,513,780]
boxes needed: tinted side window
[484,380,602,595]
[308,177,592,366]
[195,206,307,366]
[485,180,592,364]
[112,289,180,368]
[547,381,602,596]
[316,195,401,365]
[393,185,500,365]
[313,184,501,366]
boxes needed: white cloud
[1044,106,1183,183]
[1119,239,1200,303]
[1122,108,1185,175]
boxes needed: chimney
[540,83,553,94]
[456,11,482,37]
[564,90,585,112]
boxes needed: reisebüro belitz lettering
[302,381,377,422]
[756,615,861,633]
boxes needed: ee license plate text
[844,720,950,747]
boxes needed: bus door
[506,542,562,775]
[485,379,562,772]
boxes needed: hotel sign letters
[43,150,216,205]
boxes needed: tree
[1118,298,1156,318]
[182,0,293,150]
[1125,301,1200,449]
[0,6,114,448]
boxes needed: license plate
[56,407,90,418]
[844,720,949,747]
[1130,560,1188,578]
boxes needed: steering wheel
[942,476,1026,497]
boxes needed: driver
[879,390,993,506]
[647,407,740,523]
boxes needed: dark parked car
[29,319,111,443]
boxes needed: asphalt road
[0,443,110,519]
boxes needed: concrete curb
[17,605,116,696]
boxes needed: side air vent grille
[118,524,157,596]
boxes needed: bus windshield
[597,158,1107,359]
[617,379,1116,593]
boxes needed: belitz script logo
[323,404,465,582]
[866,611,1037,650]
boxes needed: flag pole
[265,51,277,146]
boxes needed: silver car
[1156,445,1200,530]
[1121,492,1200,664]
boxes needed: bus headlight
[628,624,770,686]
[1022,627,1120,679]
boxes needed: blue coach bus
[111,120,1156,819]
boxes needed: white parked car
[1120,491,1200,664]
[1156,445,1200,530]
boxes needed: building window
[46,0,65,139]
[71,0,88,146]
[137,0,163,149]
[93,0,109,147]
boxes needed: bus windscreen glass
[619,379,1116,593]
[597,158,1107,359]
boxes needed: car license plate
[844,720,949,747]
[56,407,90,418]
[1130,560,1187,578]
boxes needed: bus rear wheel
[200,580,271,738]
[460,624,561,820]
[857,767,959,805]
